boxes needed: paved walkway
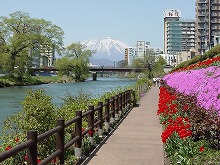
[87,86,164,165]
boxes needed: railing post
[27,130,38,165]
[122,92,125,110]
[88,106,94,145]
[133,90,137,107]
[98,102,103,136]
[75,111,82,158]
[110,96,115,124]
[104,99,110,130]
[56,119,65,165]
[125,91,128,107]
[115,95,119,121]
[128,90,132,109]
[119,93,123,114]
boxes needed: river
[0,77,136,135]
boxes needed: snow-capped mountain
[82,37,129,64]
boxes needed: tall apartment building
[164,10,196,65]
[195,0,220,55]
[164,10,196,53]
[164,9,181,54]
[182,20,196,52]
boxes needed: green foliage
[34,75,63,84]
[0,89,58,163]
[0,11,64,79]
[55,57,73,76]
[94,133,103,144]
[201,44,220,61]
[58,91,95,118]
[20,89,57,133]
[0,78,16,87]
[55,42,92,82]
[132,55,166,79]
[0,75,44,87]
[82,137,92,155]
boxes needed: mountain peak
[82,37,129,62]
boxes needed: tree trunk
[9,55,16,78]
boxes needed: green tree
[132,55,166,78]
[0,11,64,80]
[1,89,58,161]
[55,42,92,82]
[55,57,73,76]
[153,56,166,77]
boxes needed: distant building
[31,45,55,68]
[164,9,182,54]
[124,39,164,66]
[164,10,196,52]
[181,19,196,52]
[160,54,177,66]
[125,47,137,66]
[163,9,196,65]
[195,0,220,55]
[136,41,146,58]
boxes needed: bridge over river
[30,65,173,80]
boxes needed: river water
[0,77,136,134]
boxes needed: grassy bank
[0,76,63,88]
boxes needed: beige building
[195,0,220,55]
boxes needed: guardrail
[0,90,137,165]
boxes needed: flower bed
[164,66,220,113]
[158,55,220,164]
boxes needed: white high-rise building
[136,41,145,58]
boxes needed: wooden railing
[0,89,137,165]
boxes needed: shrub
[202,44,220,61]
[1,89,58,163]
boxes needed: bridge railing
[0,89,137,165]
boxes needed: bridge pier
[92,72,97,81]
[100,71,103,77]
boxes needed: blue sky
[0,0,195,49]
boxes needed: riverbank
[0,76,65,88]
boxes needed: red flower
[162,138,167,143]
[15,137,19,142]
[185,123,191,128]
[24,155,28,161]
[168,118,173,123]
[51,158,57,164]
[88,130,93,136]
[200,146,205,153]
[37,159,41,164]
[81,128,85,133]
[183,117,189,122]
[5,145,12,151]
[183,105,188,111]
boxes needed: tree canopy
[55,42,92,82]
[0,11,64,80]
[132,55,166,78]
